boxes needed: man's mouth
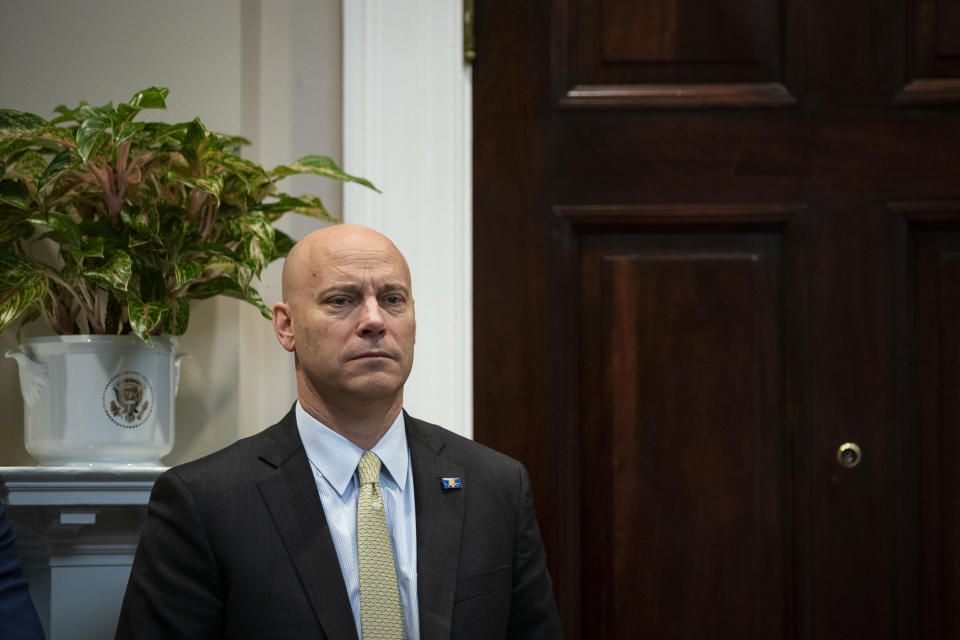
[352,351,392,360]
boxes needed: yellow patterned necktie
[357,451,406,639]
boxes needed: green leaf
[173,259,205,288]
[28,211,84,247]
[71,236,105,263]
[273,228,295,257]
[36,149,75,192]
[181,118,206,163]
[133,263,167,301]
[174,174,223,200]
[243,285,272,319]
[272,155,381,192]
[114,121,146,145]
[76,116,110,162]
[9,150,48,187]
[78,220,125,249]
[185,276,271,318]
[0,179,30,207]
[126,86,169,112]
[121,204,161,241]
[128,296,169,341]
[75,103,113,123]
[163,296,190,335]
[184,275,241,299]
[0,109,47,138]
[83,250,132,291]
[181,241,242,261]
[0,253,47,334]
[257,194,336,223]
[225,213,275,270]
[214,153,266,192]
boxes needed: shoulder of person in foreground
[0,502,45,640]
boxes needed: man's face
[281,236,416,407]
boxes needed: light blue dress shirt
[296,402,419,639]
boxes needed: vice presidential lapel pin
[441,477,463,490]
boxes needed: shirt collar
[296,401,409,496]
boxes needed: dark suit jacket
[115,409,562,639]
[0,502,45,640]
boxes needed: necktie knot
[358,451,382,486]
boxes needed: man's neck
[297,389,403,451]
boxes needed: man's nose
[357,297,386,336]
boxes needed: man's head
[273,225,416,416]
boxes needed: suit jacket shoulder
[117,407,358,640]
[0,503,44,639]
[403,412,563,639]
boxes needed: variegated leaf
[163,296,190,336]
[82,250,132,291]
[129,86,169,110]
[71,236,105,263]
[128,296,170,341]
[273,229,295,257]
[185,275,243,300]
[259,193,336,223]
[173,260,205,288]
[76,116,110,162]
[36,149,75,193]
[0,109,47,138]
[272,154,381,192]
[121,204,161,241]
[0,179,29,208]
[0,253,47,334]
[10,150,47,187]
[28,211,84,248]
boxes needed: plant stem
[44,269,101,333]
[86,159,124,218]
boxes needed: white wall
[0,0,473,465]
[0,0,344,465]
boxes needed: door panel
[578,228,787,636]
[912,213,960,638]
[474,1,960,637]
[556,0,792,106]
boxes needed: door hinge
[463,0,476,64]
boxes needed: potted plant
[0,86,376,466]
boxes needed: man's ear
[273,302,296,352]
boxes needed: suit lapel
[256,409,358,640]
[406,414,466,640]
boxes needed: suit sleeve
[0,503,44,640]
[115,470,224,639]
[507,465,564,639]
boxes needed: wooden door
[473,1,960,638]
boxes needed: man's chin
[345,375,406,401]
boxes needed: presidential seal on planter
[104,371,155,428]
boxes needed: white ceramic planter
[5,335,184,467]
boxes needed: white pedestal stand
[0,466,164,640]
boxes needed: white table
[0,466,164,640]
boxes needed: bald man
[116,226,562,639]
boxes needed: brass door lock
[837,442,862,469]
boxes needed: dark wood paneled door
[473,1,960,638]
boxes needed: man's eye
[383,295,402,305]
[330,296,348,306]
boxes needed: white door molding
[343,2,473,438]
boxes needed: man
[0,502,45,640]
[116,225,562,639]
